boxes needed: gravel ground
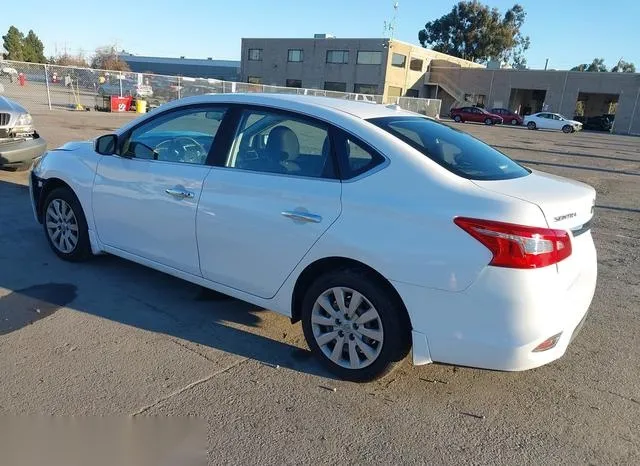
[0,108,638,465]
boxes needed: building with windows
[240,36,481,101]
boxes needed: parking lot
[1,108,639,464]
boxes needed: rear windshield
[369,116,530,181]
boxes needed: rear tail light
[454,217,572,269]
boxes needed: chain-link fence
[0,59,441,118]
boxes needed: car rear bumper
[398,232,597,371]
[0,137,47,167]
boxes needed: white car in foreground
[29,94,597,382]
[524,112,583,133]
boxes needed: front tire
[511,118,518,125]
[301,268,410,382]
[42,187,92,262]
[562,125,572,133]
[527,121,537,130]
[484,118,493,125]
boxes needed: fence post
[177,76,181,99]
[44,64,52,110]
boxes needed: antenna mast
[383,2,399,39]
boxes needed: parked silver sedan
[0,92,47,170]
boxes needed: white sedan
[524,112,583,133]
[29,94,597,382]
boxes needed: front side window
[357,51,382,65]
[122,107,227,165]
[226,110,334,179]
[369,116,530,181]
[391,53,406,68]
[248,48,263,61]
[327,50,349,64]
[288,49,303,62]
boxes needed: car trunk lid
[472,170,596,283]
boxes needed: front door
[92,105,228,275]
[197,107,342,298]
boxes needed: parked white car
[524,112,583,133]
[29,94,597,381]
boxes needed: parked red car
[490,108,524,125]
[450,106,503,125]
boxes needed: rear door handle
[281,210,322,223]
[165,187,194,199]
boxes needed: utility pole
[544,58,549,71]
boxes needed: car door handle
[281,210,322,223]
[165,187,194,199]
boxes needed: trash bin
[135,99,147,114]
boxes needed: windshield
[369,116,530,181]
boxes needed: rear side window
[369,116,530,181]
[333,132,384,179]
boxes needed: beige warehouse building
[241,36,640,135]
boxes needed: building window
[248,49,263,61]
[247,76,262,84]
[354,83,378,95]
[391,53,406,68]
[326,50,349,64]
[357,51,382,65]
[476,95,486,108]
[409,58,423,71]
[288,49,303,62]
[324,81,347,92]
[286,79,302,88]
[387,85,403,98]
[405,89,419,98]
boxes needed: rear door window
[369,116,530,181]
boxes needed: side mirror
[96,134,117,155]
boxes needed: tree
[571,58,608,72]
[49,52,90,67]
[611,60,636,73]
[91,45,130,71]
[22,30,46,63]
[418,1,530,66]
[2,26,25,61]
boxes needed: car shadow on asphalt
[0,179,335,379]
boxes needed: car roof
[157,93,420,120]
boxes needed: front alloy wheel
[42,187,92,262]
[45,199,79,254]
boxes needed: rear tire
[527,121,536,130]
[562,125,572,133]
[42,187,92,262]
[453,115,462,123]
[301,268,410,382]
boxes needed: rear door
[197,107,342,298]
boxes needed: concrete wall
[435,67,640,135]
[240,38,389,93]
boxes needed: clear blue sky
[3,0,639,70]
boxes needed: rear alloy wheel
[527,121,537,130]
[43,187,92,262]
[484,118,493,125]
[301,269,410,382]
[511,118,518,125]
[562,124,572,133]
[453,115,462,123]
